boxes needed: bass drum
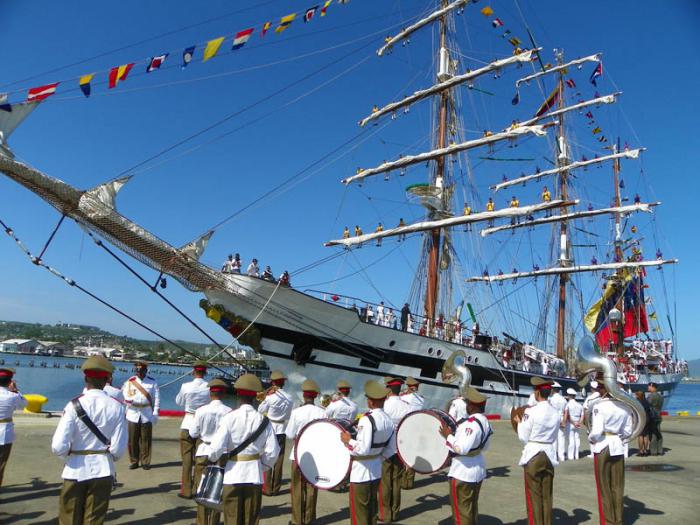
[396,409,456,474]
[295,419,356,490]
[194,465,224,511]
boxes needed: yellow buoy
[23,394,48,414]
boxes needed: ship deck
[1,414,698,523]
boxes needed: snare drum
[295,418,356,490]
[194,465,224,511]
[396,409,456,474]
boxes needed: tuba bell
[575,336,647,441]
[442,350,472,410]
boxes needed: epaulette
[467,416,476,422]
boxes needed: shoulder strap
[469,417,493,453]
[366,413,393,449]
[71,398,110,446]
[229,416,270,458]
[129,379,154,408]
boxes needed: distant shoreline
[0,351,241,369]
[682,377,700,384]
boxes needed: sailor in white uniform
[325,379,358,421]
[440,388,493,525]
[175,360,210,498]
[549,382,568,462]
[564,388,584,460]
[258,370,293,496]
[0,366,27,487]
[51,356,127,524]
[122,360,160,470]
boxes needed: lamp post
[609,307,623,356]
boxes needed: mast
[425,0,449,323]
[555,50,569,360]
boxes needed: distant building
[0,339,40,354]
[37,341,67,356]
[73,346,118,358]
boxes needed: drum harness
[454,416,493,458]
[226,416,270,462]
[353,413,393,461]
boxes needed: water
[665,382,700,414]
[0,353,243,411]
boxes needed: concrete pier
[1,415,698,524]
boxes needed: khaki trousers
[0,443,12,487]
[58,476,113,525]
[194,455,223,525]
[379,454,402,522]
[180,429,198,497]
[523,451,554,525]
[449,478,482,525]
[291,461,318,525]
[400,464,415,490]
[221,483,262,525]
[263,434,285,496]
[128,421,152,467]
[349,479,380,525]
[594,447,625,525]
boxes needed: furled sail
[359,49,539,127]
[467,259,678,283]
[377,0,469,56]
[325,199,575,247]
[480,202,659,237]
[342,124,547,185]
[518,93,619,128]
[492,147,642,192]
[515,53,601,88]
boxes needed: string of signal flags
[0,0,349,111]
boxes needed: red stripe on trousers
[378,479,384,520]
[451,478,462,525]
[593,453,606,525]
[349,483,357,525]
[524,469,534,525]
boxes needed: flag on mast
[203,37,225,62]
[276,13,297,33]
[534,84,561,117]
[108,64,134,88]
[589,62,603,86]
[304,6,319,22]
[146,53,168,73]
[79,74,94,98]
[261,22,272,36]
[27,82,60,101]
[320,0,332,16]
[182,46,195,68]
[232,28,254,50]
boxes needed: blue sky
[1,1,699,359]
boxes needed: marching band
[0,359,642,525]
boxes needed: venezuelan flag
[276,13,296,33]
[535,85,561,117]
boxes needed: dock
[1,415,698,524]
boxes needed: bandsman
[340,380,396,525]
[122,360,160,470]
[380,377,411,522]
[175,360,210,498]
[258,370,293,496]
[51,356,127,525]
[103,373,124,403]
[325,380,358,421]
[208,374,280,525]
[588,379,633,525]
[400,377,424,490]
[189,378,232,525]
[448,394,468,421]
[439,388,493,525]
[285,379,326,525]
[514,376,560,525]
[0,366,27,487]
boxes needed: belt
[128,402,151,408]
[353,454,380,461]
[227,453,261,462]
[70,450,109,456]
[268,418,286,424]
[604,432,619,436]
[0,418,12,423]
[528,440,554,445]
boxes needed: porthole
[474,357,479,364]
[389,340,396,347]
[436,348,444,357]
[467,356,472,362]
[427,347,434,355]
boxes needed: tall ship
[0,1,683,417]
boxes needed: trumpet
[256,384,279,402]
[320,394,332,408]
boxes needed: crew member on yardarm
[258,370,292,496]
[285,379,326,525]
[175,360,210,499]
[440,388,493,525]
[189,378,231,525]
[514,377,560,525]
[122,360,160,470]
[340,380,396,525]
[51,356,127,525]
[208,373,280,525]
[0,366,27,487]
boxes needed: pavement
[1,415,699,524]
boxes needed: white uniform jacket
[401,391,425,412]
[0,386,28,445]
[325,396,358,421]
[446,413,492,483]
[346,408,396,483]
[449,398,468,421]
[176,377,210,430]
[122,375,160,424]
[189,399,232,457]
[384,396,411,428]
[565,399,584,429]
[51,389,127,482]
[285,404,326,460]
[258,388,293,434]
[103,384,124,403]
[588,397,632,457]
[550,392,567,420]
[208,404,280,485]
[517,400,560,466]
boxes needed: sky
[1,0,699,358]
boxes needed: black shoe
[142,465,151,470]
[128,463,139,470]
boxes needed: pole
[555,50,569,360]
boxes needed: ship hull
[205,275,682,417]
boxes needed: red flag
[565,78,576,88]
[27,82,59,102]
[108,63,134,89]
